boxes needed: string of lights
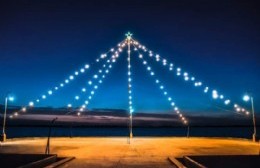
[132,42,188,125]
[67,43,126,108]
[9,41,127,118]
[131,38,250,116]
[74,40,127,116]
[8,34,249,121]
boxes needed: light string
[131,38,250,116]
[132,42,188,125]
[9,41,127,118]
[74,41,127,116]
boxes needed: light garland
[74,41,127,115]
[131,38,250,116]
[9,40,127,118]
[133,43,188,125]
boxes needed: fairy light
[132,38,250,117]
[29,101,34,107]
[74,41,126,113]
[133,44,188,125]
[16,35,248,121]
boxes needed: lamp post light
[1,95,14,142]
[243,94,257,142]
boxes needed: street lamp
[1,95,14,142]
[243,94,257,142]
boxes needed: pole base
[252,133,256,142]
[130,132,133,138]
[1,133,6,142]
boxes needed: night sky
[0,0,259,116]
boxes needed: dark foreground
[0,137,259,167]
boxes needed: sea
[4,126,259,139]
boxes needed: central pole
[1,97,8,142]
[127,35,133,139]
[251,97,257,142]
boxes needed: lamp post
[243,94,257,142]
[1,95,14,142]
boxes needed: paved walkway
[0,137,258,167]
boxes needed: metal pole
[45,117,58,155]
[2,97,8,136]
[187,126,190,138]
[251,97,257,142]
[127,37,133,139]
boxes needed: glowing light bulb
[22,107,26,112]
[139,54,143,58]
[85,64,90,69]
[164,91,167,95]
[93,75,98,79]
[224,99,230,105]
[82,88,86,92]
[88,81,92,85]
[177,68,181,72]
[91,91,95,95]
[243,95,250,102]
[150,72,154,76]
[94,85,98,89]
[174,107,178,111]
[171,102,175,106]
[184,76,189,81]
[156,80,159,83]
[220,95,224,99]
[36,99,40,103]
[184,72,188,76]
[55,87,58,90]
[42,95,46,99]
[29,101,34,107]
[191,77,195,81]
[85,101,89,105]
[68,104,72,108]
[160,85,164,89]
[212,90,218,99]
[48,90,52,95]
[14,112,18,116]
[75,96,79,100]
[80,68,85,73]
[69,75,74,80]
[77,112,81,116]
[75,71,79,75]
[168,97,172,101]
[65,79,69,83]
[60,83,64,87]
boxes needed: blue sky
[0,0,259,117]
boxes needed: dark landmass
[0,105,258,127]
